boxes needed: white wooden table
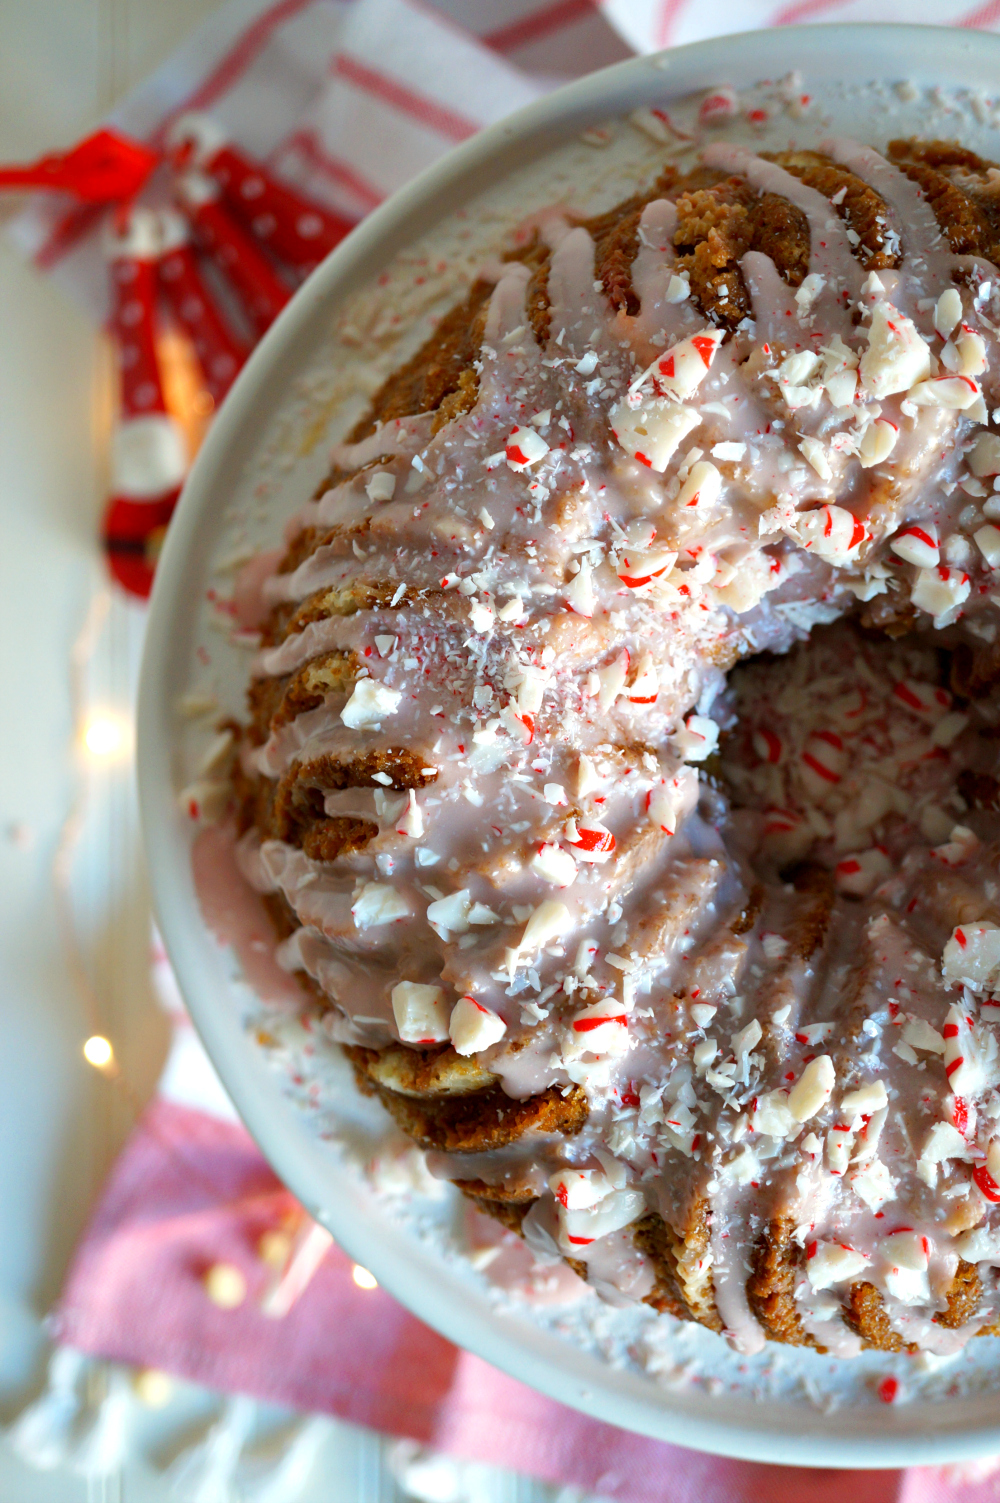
[0,4,578,1497]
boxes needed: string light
[83,1034,114,1068]
[82,712,129,759]
[351,1264,378,1290]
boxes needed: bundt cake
[229,131,1000,1357]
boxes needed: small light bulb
[83,715,126,759]
[352,1264,378,1290]
[83,1034,114,1068]
[203,1262,247,1309]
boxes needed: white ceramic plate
[140,25,1000,1467]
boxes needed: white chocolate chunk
[351,882,410,929]
[365,470,396,502]
[426,889,475,939]
[752,1090,797,1139]
[673,714,719,762]
[806,1239,870,1291]
[942,921,1000,989]
[549,1167,612,1211]
[934,287,963,340]
[449,995,506,1055]
[857,417,898,469]
[505,425,549,470]
[849,1158,896,1211]
[908,374,981,409]
[609,399,700,472]
[391,981,448,1044]
[566,558,595,616]
[519,900,572,956]
[901,1018,945,1054]
[788,1054,835,1121]
[859,302,930,399]
[840,1079,888,1117]
[786,504,863,565]
[968,430,1000,477]
[563,998,630,1060]
[910,565,970,624]
[799,436,832,480]
[974,523,1000,567]
[890,522,939,568]
[530,843,578,888]
[341,678,401,728]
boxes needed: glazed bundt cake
[232,132,1000,1356]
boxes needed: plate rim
[139,23,1000,1468]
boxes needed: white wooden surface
[0,3,580,1497]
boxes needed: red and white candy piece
[596,649,630,710]
[889,522,939,568]
[158,208,244,403]
[805,1239,870,1291]
[616,545,677,589]
[698,86,738,123]
[753,727,782,764]
[892,677,950,717]
[646,779,680,834]
[857,416,898,469]
[627,650,658,703]
[530,842,578,888]
[175,170,290,339]
[566,559,595,617]
[826,1124,855,1176]
[835,847,891,896]
[787,504,865,565]
[942,921,1000,991]
[632,328,724,403]
[394,789,424,838]
[800,728,847,792]
[505,425,549,471]
[563,998,630,1060]
[609,398,700,471]
[880,1229,931,1304]
[553,1183,645,1254]
[676,459,722,509]
[973,1138,1000,1203]
[565,823,613,871]
[103,206,187,598]
[449,995,506,1056]
[941,1003,984,1095]
[549,1167,613,1211]
[859,302,930,399]
[910,564,970,624]
[391,981,448,1045]
[907,373,981,409]
[673,714,719,762]
[166,111,352,271]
